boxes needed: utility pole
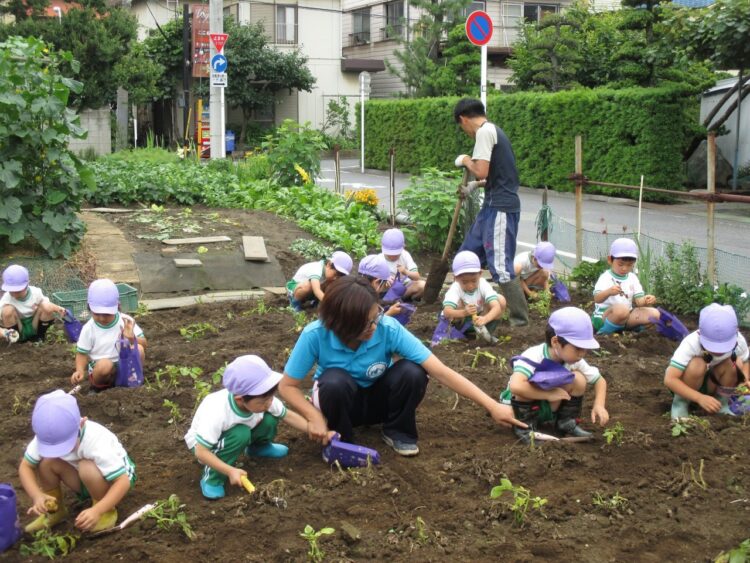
[182,4,191,144]
[209,0,223,159]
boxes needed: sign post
[359,71,371,174]
[465,11,493,110]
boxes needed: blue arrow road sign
[211,54,228,73]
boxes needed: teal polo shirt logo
[366,362,387,379]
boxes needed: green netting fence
[0,256,87,296]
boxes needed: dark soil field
[1,208,748,562]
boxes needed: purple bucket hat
[533,242,556,270]
[330,251,353,276]
[2,264,29,292]
[452,251,481,277]
[223,355,282,396]
[358,255,391,281]
[698,303,738,354]
[549,307,600,349]
[610,238,638,259]
[381,229,405,255]
[87,279,119,315]
[31,390,81,458]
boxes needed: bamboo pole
[574,135,583,265]
[707,133,716,285]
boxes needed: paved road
[318,158,750,260]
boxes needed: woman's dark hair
[454,98,486,122]
[242,383,279,401]
[319,276,377,343]
[545,324,569,347]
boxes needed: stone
[242,236,269,261]
[340,521,361,543]
[174,258,203,268]
[162,236,231,245]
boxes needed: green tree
[386,0,473,97]
[224,19,315,144]
[418,23,480,96]
[0,36,91,258]
[141,18,185,102]
[0,6,137,109]
[113,42,164,106]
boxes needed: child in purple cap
[70,279,147,391]
[441,250,506,340]
[500,306,609,443]
[358,254,406,320]
[378,228,425,301]
[513,242,556,301]
[19,390,136,533]
[664,303,749,419]
[286,250,353,312]
[185,355,327,499]
[592,237,660,335]
[1,264,66,343]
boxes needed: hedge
[361,87,702,200]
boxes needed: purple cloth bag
[383,276,407,302]
[0,483,21,553]
[62,309,82,343]
[649,308,689,342]
[322,433,381,467]
[550,275,570,303]
[512,355,575,390]
[430,314,470,347]
[389,302,416,326]
[115,338,144,388]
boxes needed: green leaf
[0,197,23,223]
[46,190,68,205]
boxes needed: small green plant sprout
[146,494,196,540]
[671,415,714,438]
[163,399,182,424]
[289,238,334,261]
[292,310,308,333]
[46,324,68,344]
[490,477,548,528]
[414,516,429,546]
[715,538,750,563]
[528,289,552,317]
[464,348,498,369]
[20,529,79,559]
[149,365,203,390]
[211,364,226,385]
[197,245,208,254]
[592,491,629,514]
[134,302,151,317]
[299,524,335,563]
[603,422,625,446]
[179,322,219,341]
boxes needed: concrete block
[242,236,269,261]
[174,258,203,268]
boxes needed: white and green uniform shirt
[443,278,499,315]
[500,343,601,403]
[76,313,144,362]
[184,389,287,450]
[513,251,540,280]
[669,331,749,372]
[287,260,325,292]
[593,270,644,318]
[379,250,418,285]
[0,286,48,319]
[24,420,135,482]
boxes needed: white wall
[130,0,177,41]
[701,77,750,172]
[69,108,112,156]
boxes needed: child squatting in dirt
[19,390,137,533]
[500,307,609,443]
[286,250,353,311]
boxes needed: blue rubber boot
[670,394,690,420]
[718,395,737,416]
[597,318,625,335]
[200,477,225,499]
[245,443,289,458]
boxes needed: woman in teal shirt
[279,276,524,457]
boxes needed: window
[460,0,486,19]
[523,4,558,24]
[352,8,370,45]
[385,0,404,39]
[502,3,522,46]
[276,5,297,44]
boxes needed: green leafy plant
[569,259,608,293]
[490,477,548,528]
[715,538,750,563]
[262,120,327,187]
[236,154,272,181]
[163,399,182,424]
[179,322,219,342]
[146,494,196,540]
[603,422,625,446]
[671,415,714,438]
[528,289,552,317]
[464,348,498,369]
[20,529,79,559]
[149,365,203,390]
[0,36,90,258]
[292,310,309,333]
[299,524,335,563]
[321,96,356,149]
[290,238,334,261]
[592,491,629,513]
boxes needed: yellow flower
[352,188,378,207]
[294,163,312,185]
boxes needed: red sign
[209,33,228,53]
[191,4,210,78]
[465,11,493,46]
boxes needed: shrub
[237,154,271,181]
[262,120,327,187]
[569,259,608,293]
[105,147,180,165]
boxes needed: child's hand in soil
[71,369,85,384]
[697,394,721,414]
[591,405,609,426]
[28,493,56,516]
[75,506,104,531]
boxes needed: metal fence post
[389,147,396,226]
[574,135,583,265]
[707,133,716,284]
[334,145,341,195]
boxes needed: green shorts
[591,315,604,332]
[20,317,37,342]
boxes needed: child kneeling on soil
[379,228,426,301]
[592,238,660,335]
[70,279,146,391]
[358,254,404,319]
[286,251,353,311]
[664,303,749,420]
[19,390,136,533]
[185,355,323,500]
[500,307,609,443]
[514,242,556,301]
[1,264,66,343]
[441,251,505,338]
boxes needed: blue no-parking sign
[465,10,493,46]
